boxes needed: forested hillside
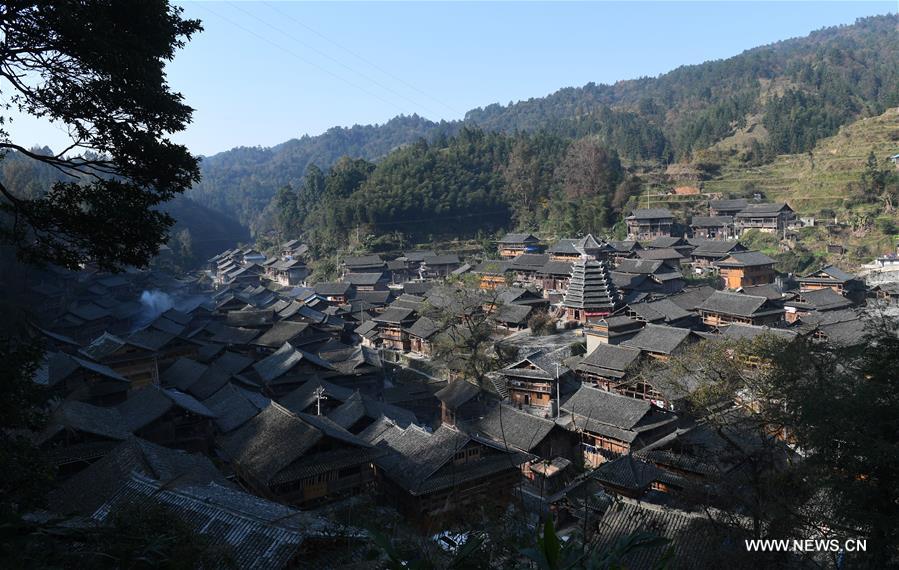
[0,149,249,266]
[191,15,898,236]
[189,115,457,228]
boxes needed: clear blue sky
[9,1,896,156]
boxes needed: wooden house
[36,400,131,475]
[268,259,308,286]
[575,343,642,390]
[435,380,485,427]
[734,202,795,234]
[708,198,748,217]
[689,239,747,269]
[625,208,675,240]
[621,324,695,361]
[405,316,440,356]
[560,385,678,467]
[314,281,353,303]
[249,342,338,398]
[44,352,131,406]
[584,316,646,351]
[690,215,734,239]
[500,347,573,412]
[497,232,541,259]
[472,259,513,290]
[359,418,524,528]
[714,251,776,289]
[419,254,462,279]
[607,240,642,264]
[342,272,388,292]
[797,265,862,295]
[117,386,217,453]
[91,472,348,570]
[79,332,160,389]
[341,254,386,274]
[373,306,418,351]
[509,253,551,285]
[466,404,580,491]
[537,259,573,299]
[783,287,853,323]
[698,291,785,328]
[218,402,383,507]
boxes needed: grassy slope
[700,108,899,269]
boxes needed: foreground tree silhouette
[0,0,201,270]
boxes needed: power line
[263,1,459,116]
[227,1,444,118]
[195,3,408,116]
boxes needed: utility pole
[314,386,325,416]
[555,363,561,419]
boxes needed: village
[23,193,899,568]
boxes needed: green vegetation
[193,15,899,239]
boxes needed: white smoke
[138,289,174,324]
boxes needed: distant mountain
[191,14,898,231]
[189,115,456,229]
[0,149,250,265]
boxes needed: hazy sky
[7,1,895,156]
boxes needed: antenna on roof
[314,385,325,416]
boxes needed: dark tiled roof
[373,306,417,324]
[203,383,270,433]
[734,202,792,216]
[794,287,852,311]
[92,473,322,570]
[161,358,208,391]
[690,215,733,227]
[709,198,748,211]
[510,253,551,271]
[225,309,274,328]
[691,239,745,257]
[422,254,461,266]
[561,385,661,443]
[720,324,798,341]
[360,419,521,495]
[577,344,642,379]
[435,380,481,409]
[699,291,778,318]
[628,208,673,220]
[492,304,533,325]
[39,400,130,444]
[537,260,574,276]
[714,251,776,267]
[800,265,855,283]
[117,387,215,432]
[406,316,441,339]
[472,260,512,274]
[498,233,540,244]
[314,281,352,296]
[614,259,665,275]
[466,404,557,452]
[343,254,384,268]
[341,272,384,286]
[49,437,230,516]
[252,342,334,383]
[252,321,311,348]
[217,402,367,485]
[591,497,727,569]
[622,324,693,355]
[668,286,717,311]
[608,240,641,253]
